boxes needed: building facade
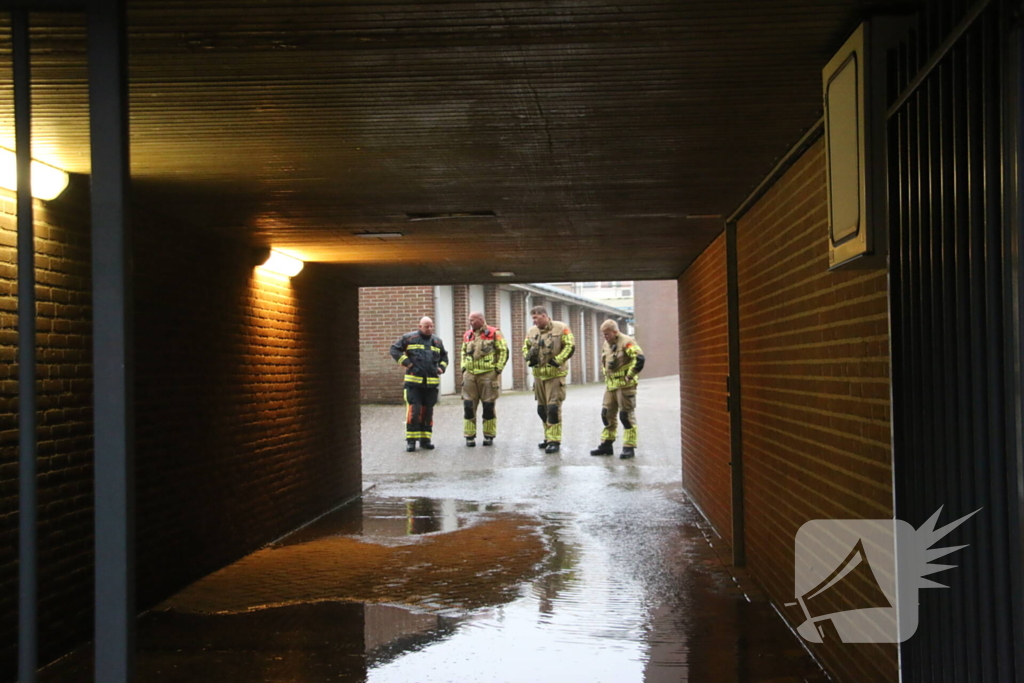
[359,283,630,403]
[631,280,679,379]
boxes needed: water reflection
[40,473,828,683]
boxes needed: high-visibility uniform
[522,320,575,444]
[461,325,509,438]
[599,332,645,447]
[390,330,449,442]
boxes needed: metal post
[88,0,134,680]
[725,220,745,566]
[1001,2,1024,676]
[12,9,37,683]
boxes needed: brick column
[484,284,500,326]
[589,309,598,385]
[511,291,527,390]
[532,297,545,316]
[569,306,583,384]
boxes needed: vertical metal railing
[88,0,135,680]
[1001,3,1024,678]
[12,8,37,683]
[6,0,135,679]
[888,1,1019,680]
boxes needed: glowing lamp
[0,148,70,201]
[256,249,304,277]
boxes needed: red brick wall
[484,284,499,325]
[634,280,680,379]
[585,309,593,385]
[510,290,527,390]
[736,139,895,681]
[568,306,582,384]
[358,286,435,403]
[133,228,361,614]
[0,187,362,679]
[678,234,732,545]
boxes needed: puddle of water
[41,479,830,683]
[159,500,545,615]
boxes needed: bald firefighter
[390,316,449,452]
[461,311,510,447]
[590,319,645,459]
[523,305,575,454]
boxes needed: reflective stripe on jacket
[601,332,644,390]
[523,321,575,380]
[390,330,449,384]
[461,325,509,375]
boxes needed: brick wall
[133,226,361,613]
[584,310,595,382]
[510,290,527,390]
[678,234,732,546]
[358,286,435,403]
[0,185,94,678]
[569,307,582,384]
[0,187,362,680]
[634,280,680,379]
[483,285,499,325]
[735,138,895,681]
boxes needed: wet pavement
[43,376,828,682]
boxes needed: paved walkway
[361,374,683,475]
[43,376,828,683]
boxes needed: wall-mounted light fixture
[0,147,70,200]
[255,248,304,277]
[491,271,515,277]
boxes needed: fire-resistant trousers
[462,369,500,438]
[404,384,439,441]
[600,386,638,447]
[534,375,566,443]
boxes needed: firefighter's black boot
[483,436,494,446]
[620,446,636,459]
[545,442,560,454]
[537,440,549,449]
[590,441,614,456]
[406,440,417,452]
[466,437,476,447]
[420,438,435,450]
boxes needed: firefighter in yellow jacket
[461,311,509,447]
[523,305,575,454]
[590,319,645,459]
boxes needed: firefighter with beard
[523,305,575,454]
[590,319,645,459]
[460,311,509,447]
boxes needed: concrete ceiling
[0,1,893,285]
